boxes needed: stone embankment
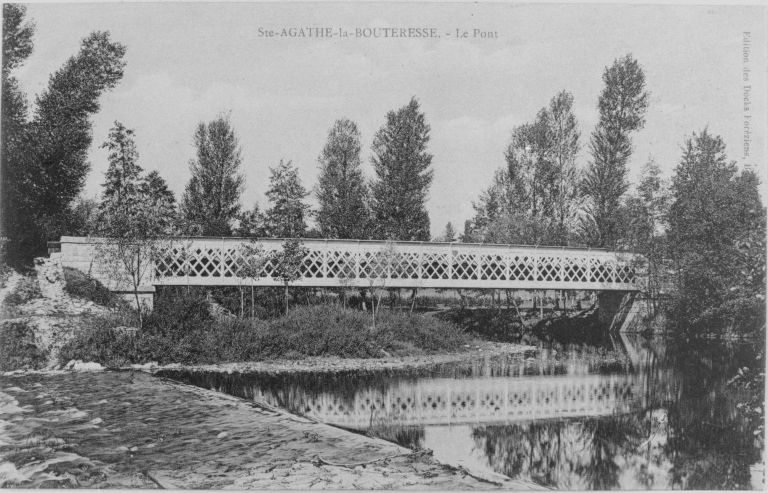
[1,256,110,369]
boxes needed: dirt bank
[0,371,544,489]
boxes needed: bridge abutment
[598,291,648,332]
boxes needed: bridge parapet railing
[150,237,641,291]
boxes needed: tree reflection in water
[158,335,764,490]
[467,337,763,489]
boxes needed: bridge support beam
[598,291,642,331]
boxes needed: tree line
[2,4,764,336]
[464,54,765,336]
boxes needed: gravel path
[1,370,545,489]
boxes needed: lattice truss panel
[289,376,640,428]
[153,240,638,288]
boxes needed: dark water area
[160,334,765,490]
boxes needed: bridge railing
[150,237,641,291]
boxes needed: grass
[0,320,49,371]
[59,290,471,367]
[62,267,120,307]
[4,274,42,306]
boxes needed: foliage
[264,160,310,238]
[179,114,245,236]
[315,118,370,239]
[95,122,176,326]
[62,267,119,307]
[60,295,470,365]
[580,54,649,248]
[370,97,433,241]
[666,128,766,335]
[236,202,266,238]
[2,19,126,265]
[101,121,142,206]
[621,157,671,309]
[235,239,268,317]
[4,274,42,306]
[435,222,457,242]
[1,4,34,262]
[272,238,309,313]
[468,91,581,246]
[60,197,101,237]
[728,347,765,440]
[0,320,48,371]
[139,170,176,233]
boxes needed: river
[160,333,765,490]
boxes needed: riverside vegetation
[57,286,471,367]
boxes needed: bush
[0,320,49,371]
[63,267,119,307]
[59,293,470,366]
[4,275,42,306]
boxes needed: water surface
[160,334,764,489]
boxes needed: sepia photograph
[0,2,766,490]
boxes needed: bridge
[58,236,641,292]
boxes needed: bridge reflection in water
[255,373,648,429]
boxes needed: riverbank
[145,339,536,375]
[0,370,544,489]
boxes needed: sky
[16,3,767,237]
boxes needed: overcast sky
[17,3,767,237]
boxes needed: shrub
[0,320,49,371]
[62,267,119,307]
[4,275,42,306]
[59,293,471,366]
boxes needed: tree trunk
[284,284,289,315]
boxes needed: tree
[621,157,670,312]
[2,16,126,264]
[315,118,370,239]
[468,91,581,246]
[139,170,177,234]
[180,114,245,236]
[370,97,433,241]
[264,160,310,238]
[101,121,143,208]
[237,203,266,238]
[581,54,650,248]
[236,238,267,318]
[367,241,400,328]
[667,129,766,335]
[272,238,308,314]
[97,123,174,325]
[1,4,34,250]
[97,203,170,328]
[436,222,457,242]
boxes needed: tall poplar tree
[1,8,126,263]
[315,118,369,239]
[180,114,245,236]
[581,54,649,248]
[264,160,310,238]
[369,97,433,241]
[469,91,581,246]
